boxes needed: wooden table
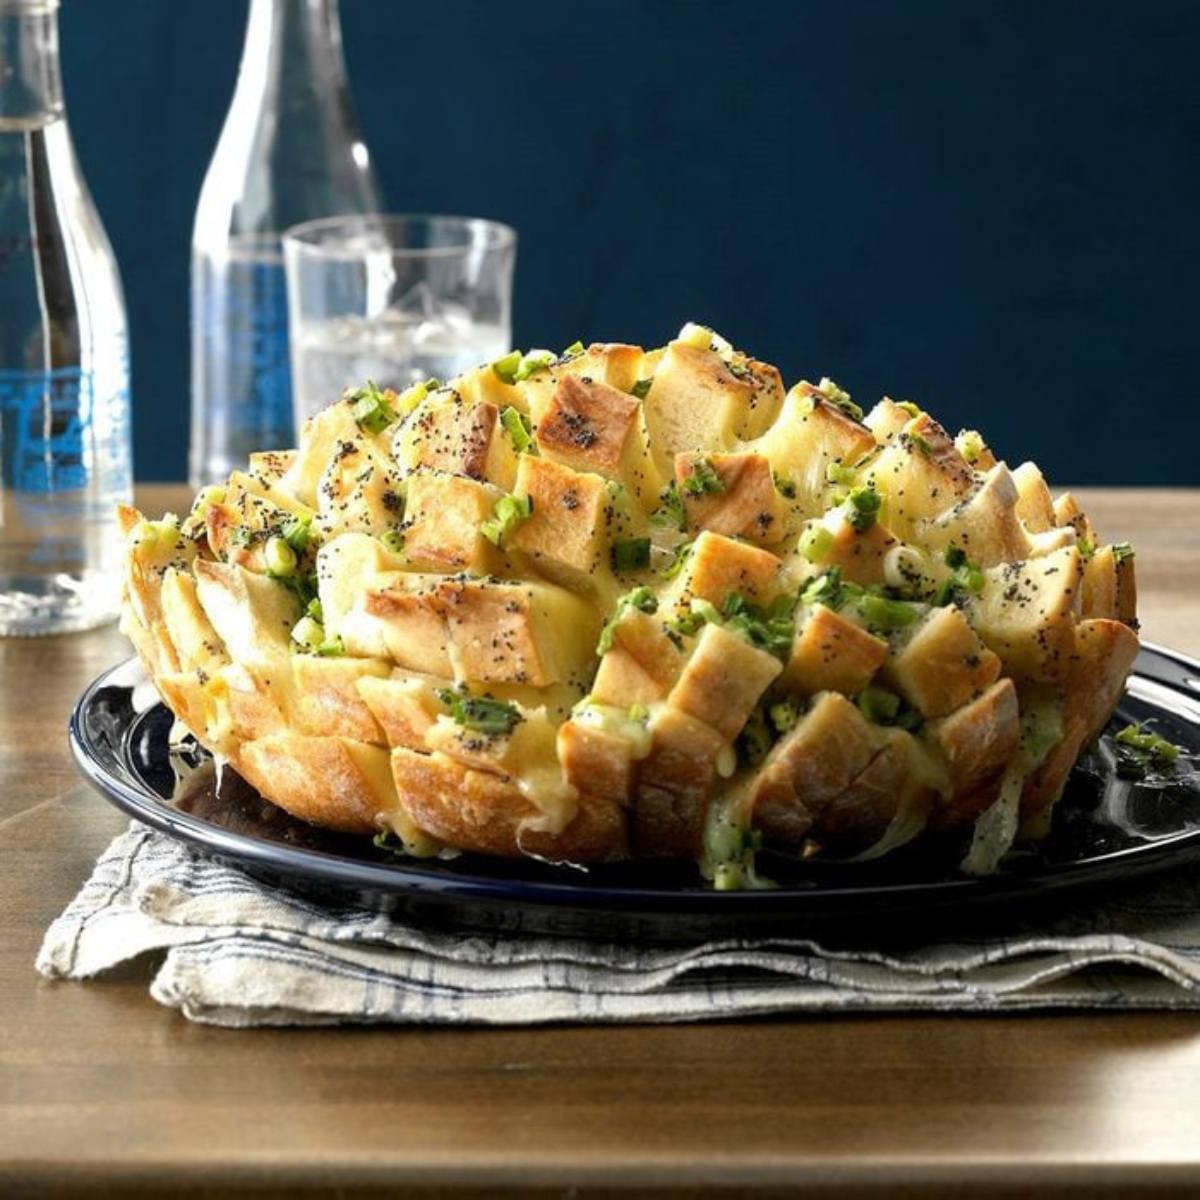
[3,485,1199,1198]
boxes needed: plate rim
[67,642,1200,917]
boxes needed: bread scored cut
[118,326,1139,882]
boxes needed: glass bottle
[0,0,133,636]
[190,0,381,487]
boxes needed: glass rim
[282,213,517,261]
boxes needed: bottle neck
[0,0,63,126]
[244,0,350,109]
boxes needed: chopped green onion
[631,379,653,400]
[380,530,406,556]
[845,486,882,532]
[801,567,845,609]
[437,689,523,736]
[306,597,324,623]
[955,429,985,465]
[596,586,659,655]
[858,685,901,724]
[1113,542,1135,563]
[768,700,800,734]
[611,537,651,572]
[960,564,985,593]
[395,381,428,415]
[737,708,772,767]
[290,615,324,651]
[816,377,863,422]
[1115,723,1179,761]
[651,480,687,531]
[280,513,312,554]
[560,340,585,359]
[825,462,857,487]
[349,381,396,434]
[1113,722,1182,777]
[315,634,344,657]
[481,493,533,546]
[500,405,534,453]
[660,540,693,580]
[939,547,985,601]
[858,593,920,632]
[514,348,555,381]
[265,535,297,577]
[1077,535,1095,560]
[491,350,523,385]
[681,457,725,497]
[720,593,795,660]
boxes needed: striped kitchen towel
[36,821,1200,1027]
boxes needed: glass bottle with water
[0,0,133,636]
[190,0,381,487]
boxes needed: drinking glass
[282,214,516,431]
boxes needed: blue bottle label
[0,366,94,493]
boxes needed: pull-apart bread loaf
[120,325,1139,883]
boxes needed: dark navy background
[61,0,1199,484]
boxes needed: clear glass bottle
[190,0,381,487]
[0,0,133,636]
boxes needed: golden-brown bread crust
[390,746,629,860]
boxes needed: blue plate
[68,647,1200,941]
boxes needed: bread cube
[881,605,1002,718]
[925,678,1019,796]
[818,509,900,586]
[863,397,914,444]
[731,357,787,439]
[921,463,1030,566]
[393,389,517,490]
[403,470,503,574]
[237,732,404,836]
[817,728,934,847]
[781,603,889,696]
[316,441,407,539]
[752,386,876,514]
[667,623,782,741]
[355,672,445,750]
[356,573,454,675]
[1052,491,1098,545]
[634,705,726,857]
[558,718,637,806]
[1082,545,1138,624]
[591,607,686,706]
[159,566,230,680]
[1011,461,1056,533]
[675,451,786,545]
[641,342,753,474]
[192,559,298,676]
[861,412,976,538]
[282,398,392,508]
[750,691,880,847]
[436,577,599,688]
[534,374,641,473]
[662,529,781,613]
[390,745,628,861]
[508,455,613,592]
[1019,618,1139,837]
[291,653,391,743]
[964,546,1084,682]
